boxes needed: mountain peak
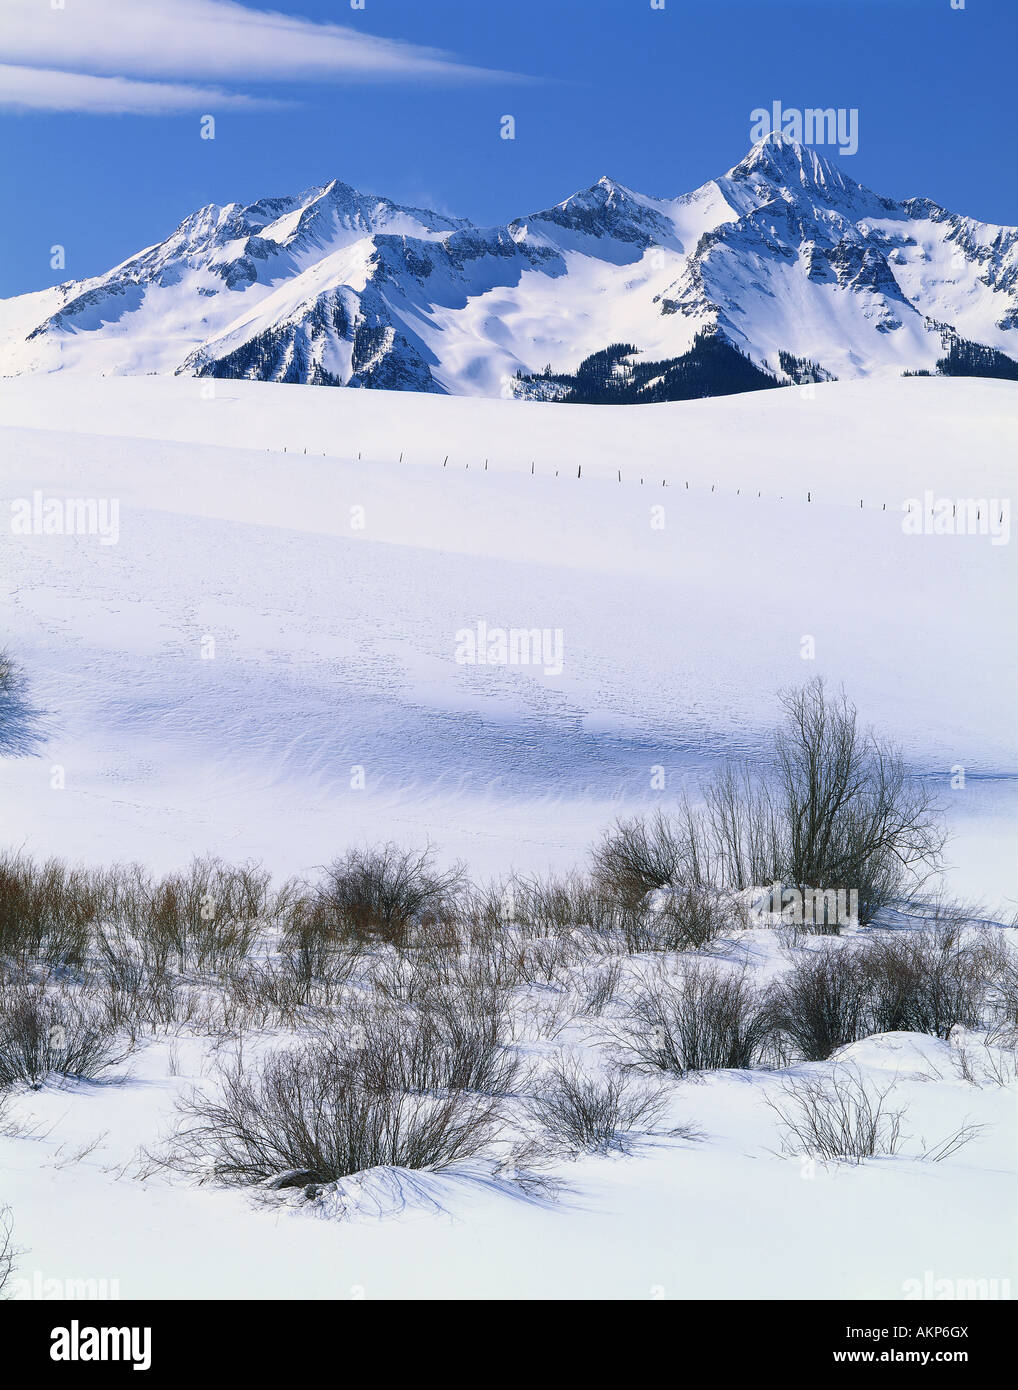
[557,175,638,209]
[517,175,672,249]
[720,131,895,217]
[729,131,842,184]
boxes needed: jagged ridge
[2,134,1017,401]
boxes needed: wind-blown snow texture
[3,135,1018,394]
[1,373,1015,904]
[3,1025,1015,1300]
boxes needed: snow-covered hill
[3,135,1018,395]
[1,372,1015,902]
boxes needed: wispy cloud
[0,64,287,115]
[0,0,520,114]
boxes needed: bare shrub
[170,1038,504,1186]
[767,1064,984,1165]
[611,911,664,955]
[575,958,624,1015]
[515,863,728,957]
[590,782,780,907]
[599,880,731,955]
[518,933,582,986]
[766,945,872,1061]
[216,953,355,1030]
[517,990,575,1043]
[317,844,465,948]
[591,812,682,906]
[609,961,771,1075]
[765,1065,906,1162]
[464,878,515,938]
[955,1036,1018,1088]
[859,920,990,1039]
[92,927,197,1036]
[142,857,275,974]
[351,998,520,1100]
[511,872,590,937]
[280,892,366,974]
[371,951,448,1009]
[503,871,651,957]
[917,1121,987,1162]
[769,908,998,1061]
[654,883,729,951]
[0,986,130,1089]
[0,850,283,980]
[369,927,521,1015]
[273,933,358,1007]
[0,852,112,968]
[0,1206,18,1298]
[420,963,520,1092]
[983,933,1018,1036]
[526,1055,669,1154]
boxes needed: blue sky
[1,0,1015,297]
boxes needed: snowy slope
[0,374,1015,903]
[2,1024,1015,1299]
[2,135,1017,393]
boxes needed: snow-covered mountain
[3,133,1017,398]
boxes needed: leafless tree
[591,680,945,928]
[774,678,946,924]
[699,764,784,890]
[0,649,44,756]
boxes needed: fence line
[262,443,1005,520]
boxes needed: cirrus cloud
[0,0,523,114]
[0,63,289,115]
